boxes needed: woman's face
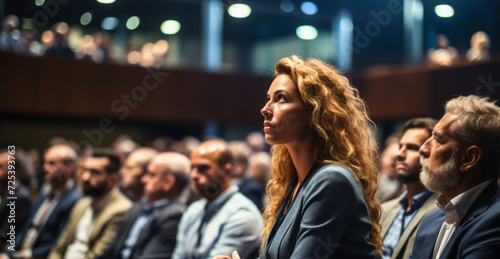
[261,74,311,146]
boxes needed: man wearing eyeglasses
[48,150,132,259]
[12,145,82,259]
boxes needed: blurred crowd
[0,14,494,71]
[0,15,169,68]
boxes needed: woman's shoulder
[311,163,358,184]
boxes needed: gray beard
[420,153,460,193]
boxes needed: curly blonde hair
[260,56,382,253]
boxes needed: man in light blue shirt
[172,140,263,259]
[97,152,191,259]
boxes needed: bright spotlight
[80,12,92,26]
[301,1,318,15]
[161,20,181,35]
[435,4,454,18]
[228,4,252,18]
[97,0,116,4]
[126,16,140,30]
[101,17,119,30]
[296,25,318,40]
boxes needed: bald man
[119,148,158,202]
[13,145,82,259]
[97,152,190,259]
[172,140,263,259]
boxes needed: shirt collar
[141,197,173,214]
[437,180,493,222]
[398,190,434,213]
[205,185,238,215]
[50,180,75,200]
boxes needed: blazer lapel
[412,209,444,259]
[394,193,437,257]
[381,200,401,237]
[439,181,499,258]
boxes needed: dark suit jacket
[411,180,500,259]
[0,184,32,250]
[237,177,264,211]
[14,186,81,258]
[97,199,185,259]
[263,164,380,259]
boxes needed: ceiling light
[101,17,119,30]
[126,16,140,30]
[228,4,252,18]
[296,25,318,40]
[435,4,454,18]
[80,12,92,26]
[161,20,181,35]
[97,0,116,4]
[301,1,318,15]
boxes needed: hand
[213,251,240,259]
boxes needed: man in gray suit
[380,118,439,259]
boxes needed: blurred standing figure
[428,34,457,66]
[0,15,21,53]
[466,31,491,62]
[13,145,82,259]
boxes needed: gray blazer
[263,164,380,259]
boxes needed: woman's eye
[278,95,286,102]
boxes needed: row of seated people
[0,138,269,259]
[1,98,500,259]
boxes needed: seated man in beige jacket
[49,150,132,259]
[380,118,439,259]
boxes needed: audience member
[13,145,82,259]
[247,152,271,189]
[377,136,403,203]
[97,152,190,259]
[466,31,491,62]
[428,34,457,66]
[112,136,139,165]
[0,15,21,53]
[380,118,438,259]
[172,140,263,259]
[256,56,381,258]
[119,148,158,202]
[0,150,32,255]
[48,150,132,259]
[411,95,500,258]
[245,132,266,153]
[44,22,74,58]
[228,141,265,210]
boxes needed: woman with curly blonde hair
[214,56,381,259]
[258,55,382,258]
